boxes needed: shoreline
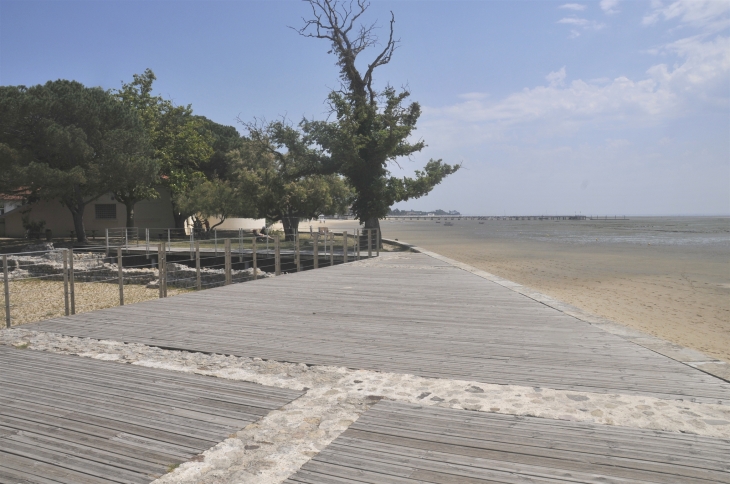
[376,218,730,365]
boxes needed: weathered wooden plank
[28,253,730,402]
[283,401,730,484]
[0,346,302,483]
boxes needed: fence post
[356,229,360,260]
[105,229,109,256]
[3,255,10,328]
[124,228,128,254]
[343,231,348,263]
[163,247,168,297]
[239,229,243,263]
[224,239,231,285]
[313,233,319,269]
[295,233,301,272]
[117,248,124,306]
[214,229,218,256]
[158,244,164,299]
[274,235,281,276]
[330,232,334,266]
[368,229,372,258]
[252,237,257,280]
[146,228,149,257]
[195,241,201,290]
[63,250,69,316]
[376,228,380,257]
[69,249,75,315]
[167,229,171,256]
[190,232,194,261]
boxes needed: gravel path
[2,328,729,484]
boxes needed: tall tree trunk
[282,215,299,242]
[68,206,87,244]
[171,201,188,229]
[68,188,88,244]
[124,201,135,228]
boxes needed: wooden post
[224,239,231,285]
[69,250,75,314]
[63,250,70,316]
[274,235,281,276]
[252,237,257,280]
[295,233,301,272]
[3,255,9,328]
[313,233,319,269]
[195,241,201,290]
[356,229,360,260]
[330,232,334,266]
[238,229,243,263]
[158,244,164,299]
[189,232,194,260]
[117,248,124,306]
[343,231,348,263]
[167,229,171,255]
[367,229,372,258]
[105,228,109,256]
[376,228,380,257]
[163,248,167,297]
[145,228,149,257]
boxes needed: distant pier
[383,215,628,221]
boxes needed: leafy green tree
[0,80,149,242]
[195,116,246,181]
[173,178,255,232]
[296,0,460,232]
[115,69,214,228]
[232,122,351,240]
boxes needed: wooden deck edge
[381,238,730,384]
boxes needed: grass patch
[166,463,180,473]
[14,342,29,349]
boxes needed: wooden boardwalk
[30,252,730,403]
[284,400,730,484]
[0,345,301,484]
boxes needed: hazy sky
[1,0,728,215]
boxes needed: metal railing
[2,228,381,328]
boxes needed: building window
[95,204,117,219]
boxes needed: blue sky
[1,0,728,215]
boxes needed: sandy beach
[313,217,730,364]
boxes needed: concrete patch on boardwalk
[2,328,730,484]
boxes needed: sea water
[469,217,730,248]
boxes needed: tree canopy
[115,69,217,228]
[0,80,150,241]
[229,121,351,240]
[296,0,460,230]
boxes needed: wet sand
[376,217,730,364]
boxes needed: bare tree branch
[293,0,399,105]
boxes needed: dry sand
[370,217,730,364]
[2,280,190,326]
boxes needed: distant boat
[444,222,454,226]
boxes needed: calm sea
[461,217,730,248]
